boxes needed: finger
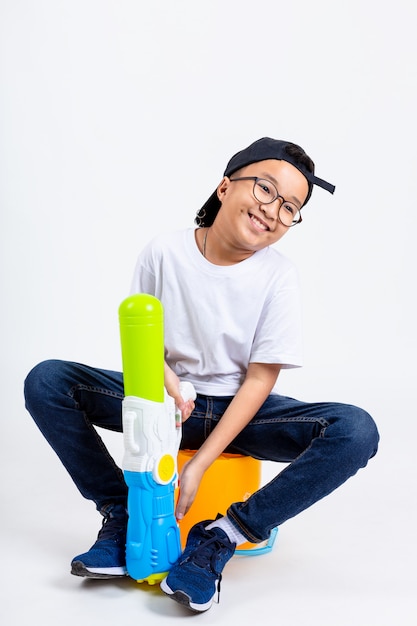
[181,399,195,423]
[175,490,189,520]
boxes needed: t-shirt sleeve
[129,239,158,296]
[249,266,303,368]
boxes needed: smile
[249,213,269,231]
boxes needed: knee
[24,359,67,413]
[339,404,380,463]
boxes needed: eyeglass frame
[228,176,303,227]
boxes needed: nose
[260,197,283,220]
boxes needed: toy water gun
[119,294,196,584]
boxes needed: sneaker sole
[71,560,127,579]
[160,577,214,613]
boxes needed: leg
[24,359,128,577]
[182,394,379,542]
[164,394,379,611]
[24,359,127,510]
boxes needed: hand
[175,458,205,520]
[164,362,195,422]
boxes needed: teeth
[250,214,268,230]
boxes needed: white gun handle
[175,382,197,428]
[179,381,197,402]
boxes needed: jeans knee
[24,359,64,414]
[343,405,379,462]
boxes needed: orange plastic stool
[177,450,278,554]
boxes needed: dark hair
[283,142,315,205]
[284,143,315,177]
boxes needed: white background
[1,1,416,624]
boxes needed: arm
[175,361,281,519]
[164,361,195,421]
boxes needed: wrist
[189,447,219,474]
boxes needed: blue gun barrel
[123,470,181,582]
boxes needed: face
[213,159,309,257]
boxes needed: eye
[283,202,295,215]
[257,180,272,195]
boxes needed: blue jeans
[24,360,379,543]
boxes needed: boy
[24,137,379,613]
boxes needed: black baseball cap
[196,137,335,226]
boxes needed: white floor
[2,372,416,626]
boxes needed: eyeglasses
[229,176,302,227]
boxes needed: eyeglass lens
[253,179,301,226]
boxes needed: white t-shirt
[130,228,303,396]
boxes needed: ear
[216,176,230,202]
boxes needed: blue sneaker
[71,505,128,579]
[160,519,236,612]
